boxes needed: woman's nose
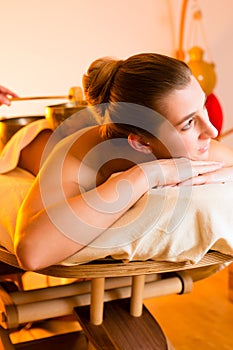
[200,119,218,139]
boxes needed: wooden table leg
[88,277,105,350]
[130,275,145,317]
[90,277,105,325]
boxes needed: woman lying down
[10,53,233,271]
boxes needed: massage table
[0,246,232,350]
[1,119,233,349]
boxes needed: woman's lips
[198,144,210,153]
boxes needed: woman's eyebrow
[175,112,196,126]
[175,95,207,126]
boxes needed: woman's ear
[128,134,152,154]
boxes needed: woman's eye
[182,119,193,131]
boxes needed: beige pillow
[63,183,233,265]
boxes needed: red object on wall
[205,93,223,136]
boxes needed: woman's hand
[0,85,18,106]
[139,158,224,188]
[180,165,233,186]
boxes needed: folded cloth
[62,183,233,266]
[0,119,51,251]
[0,167,34,252]
[0,119,51,174]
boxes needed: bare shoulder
[19,129,53,176]
[20,130,98,217]
[42,125,103,193]
[209,139,233,165]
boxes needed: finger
[180,173,226,186]
[8,91,19,98]
[179,176,208,186]
[176,158,223,167]
[0,85,18,98]
[190,160,223,166]
[192,163,223,177]
[0,94,11,106]
[174,159,222,182]
[174,158,223,177]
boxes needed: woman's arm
[14,152,223,270]
[14,163,150,270]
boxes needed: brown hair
[82,53,192,139]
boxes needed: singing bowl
[0,116,45,146]
[0,102,89,150]
[45,101,88,130]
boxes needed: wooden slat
[0,247,232,279]
[39,251,233,279]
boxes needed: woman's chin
[192,152,209,161]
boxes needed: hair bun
[83,57,123,107]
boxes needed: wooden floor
[3,266,233,350]
[145,266,233,350]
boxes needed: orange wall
[0,0,233,143]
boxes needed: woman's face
[150,75,218,160]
